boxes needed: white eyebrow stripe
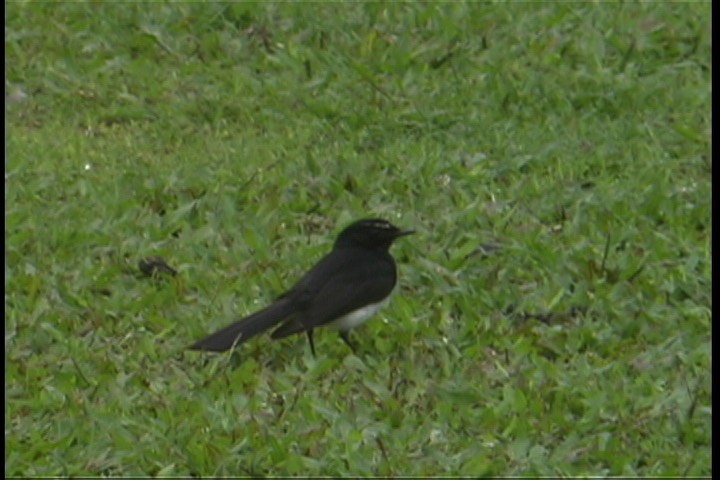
[368,221,391,229]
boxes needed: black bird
[190,218,414,356]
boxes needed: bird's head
[334,218,415,250]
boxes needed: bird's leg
[339,331,357,353]
[306,329,317,358]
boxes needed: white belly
[326,297,390,331]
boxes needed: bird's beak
[396,229,416,237]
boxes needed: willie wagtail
[190,218,414,356]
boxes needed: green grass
[6,2,711,477]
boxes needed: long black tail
[189,298,296,352]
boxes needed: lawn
[5,2,711,477]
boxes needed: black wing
[271,247,396,339]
